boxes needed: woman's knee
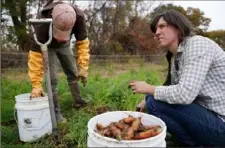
[145,94,157,113]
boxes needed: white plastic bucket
[87,111,167,147]
[15,93,52,142]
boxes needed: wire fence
[1,52,165,70]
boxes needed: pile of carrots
[95,115,162,141]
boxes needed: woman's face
[154,17,180,49]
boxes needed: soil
[96,106,111,114]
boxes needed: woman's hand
[136,99,146,112]
[128,81,156,95]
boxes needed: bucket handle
[14,107,51,131]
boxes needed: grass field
[1,61,168,148]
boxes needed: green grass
[1,62,166,148]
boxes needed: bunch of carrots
[95,115,162,141]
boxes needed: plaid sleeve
[154,37,214,104]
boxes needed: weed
[1,62,166,147]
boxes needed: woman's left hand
[128,81,155,94]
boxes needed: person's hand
[78,76,87,87]
[30,88,46,99]
[136,99,146,112]
[78,67,88,87]
[128,80,155,94]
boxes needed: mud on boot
[56,112,68,136]
[69,81,87,109]
[72,98,87,109]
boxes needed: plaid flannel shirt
[154,35,225,121]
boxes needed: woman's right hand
[136,99,146,112]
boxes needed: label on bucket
[23,118,39,128]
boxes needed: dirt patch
[1,119,16,126]
[96,106,111,115]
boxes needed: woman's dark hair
[150,10,195,43]
[150,10,195,86]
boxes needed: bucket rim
[88,111,167,144]
[15,93,48,102]
[15,103,50,110]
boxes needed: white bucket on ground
[15,93,52,142]
[87,111,167,147]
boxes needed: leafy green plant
[1,63,166,147]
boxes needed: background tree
[1,0,47,51]
[147,3,211,34]
[84,0,133,55]
[147,3,225,49]
[1,1,224,53]
[203,30,225,49]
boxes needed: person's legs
[48,48,66,122]
[145,95,198,146]
[56,46,87,108]
[145,94,225,147]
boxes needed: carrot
[119,118,125,123]
[115,122,124,130]
[131,117,141,131]
[102,128,112,137]
[133,129,154,140]
[137,123,146,132]
[134,126,162,140]
[121,123,130,137]
[95,117,162,141]
[150,126,162,137]
[156,126,162,133]
[124,115,134,124]
[110,125,122,140]
[96,123,104,130]
[122,123,129,131]
[144,125,161,130]
[124,127,134,140]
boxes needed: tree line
[1,0,225,54]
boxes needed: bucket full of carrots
[87,111,167,147]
